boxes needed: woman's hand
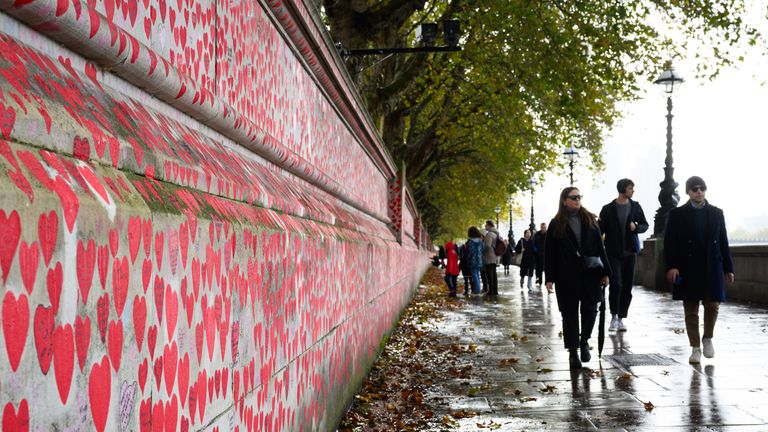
[545,282,554,293]
[601,276,609,287]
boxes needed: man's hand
[666,268,679,285]
[601,276,609,287]
[629,222,637,232]
[545,282,554,293]
[725,273,735,285]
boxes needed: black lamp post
[563,144,578,185]
[494,206,501,228]
[507,197,514,243]
[528,178,537,233]
[652,62,684,236]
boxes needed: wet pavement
[425,269,768,431]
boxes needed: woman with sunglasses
[545,187,611,369]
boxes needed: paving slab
[423,268,768,430]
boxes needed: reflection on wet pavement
[424,268,768,430]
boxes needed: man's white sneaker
[702,338,715,358]
[609,317,619,332]
[617,318,627,332]
[689,347,702,364]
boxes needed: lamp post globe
[528,179,537,233]
[563,144,578,185]
[653,61,684,236]
[495,206,501,228]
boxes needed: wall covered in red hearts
[0,0,430,430]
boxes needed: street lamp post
[563,144,578,186]
[528,178,537,233]
[652,62,684,236]
[495,206,501,228]
[507,197,514,243]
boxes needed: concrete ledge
[636,239,768,305]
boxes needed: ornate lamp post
[652,62,684,236]
[507,197,514,243]
[495,206,501,228]
[528,178,537,233]
[563,144,578,185]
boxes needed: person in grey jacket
[598,179,649,332]
[482,220,500,297]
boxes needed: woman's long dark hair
[552,187,598,237]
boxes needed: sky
[503,38,768,243]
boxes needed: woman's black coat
[544,217,612,305]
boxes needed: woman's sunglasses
[566,195,582,201]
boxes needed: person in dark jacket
[467,227,485,295]
[598,178,649,332]
[501,243,513,275]
[545,187,611,369]
[664,176,734,364]
[515,229,536,290]
[458,242,473,296]
[532,223,547,285]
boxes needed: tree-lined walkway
[340,267,768,431]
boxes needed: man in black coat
[598,179,649,332]
[664,176,734,364]
[532,222,547,285]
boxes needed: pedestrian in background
[444,240,460,297]
[515,229,536,291]
[467,226,485,295]
[532,222,547,285]
[458,242,473,296]
[482,220,501,298]
[545,187,611,369]
[664,176,734,364]
[599,178,649,332]
[501,242,513,275]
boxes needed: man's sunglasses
[690,186,707,193]
[566,195,582,201]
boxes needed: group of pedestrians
[441,176,735,370]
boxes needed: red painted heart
[33,304,55,375]
[133,295,147,352]
[88,355,112,432]
[139,398,151,432]
[165,284,178,339]
[2,400,29,431]
[97,245,110,290]
[76,239,96,305]
[2,291,29,371]
[96,293,109,343]
[153,275,165,325]
[164,395,178,432]
[128,217,142,263]
[53,323,74,404]
[163,342,178,394]
[178,353,190,409]
[109,228,119,257]
[147,325,158,360]
[142,258,152,293]
[46,263,63,314]
[75,315,91,371]
[19,241,39,294]
[112,256,129,316]
[138,358,148,393]
[153,355,163,391]
[0,209,21,284]
[108,320,123,372]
